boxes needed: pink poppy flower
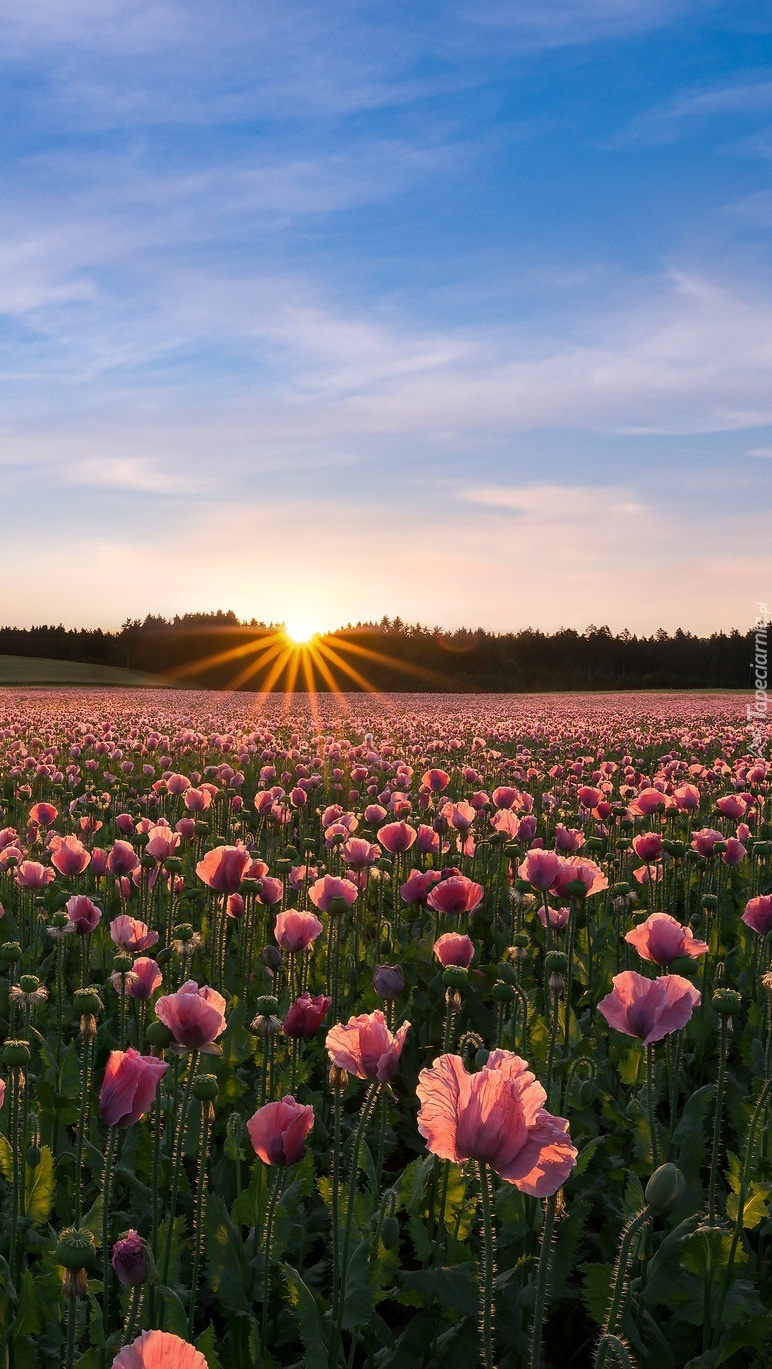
[723,838,746,867]
[492,786,518,809]
[440,801,476,834]
[50,834,91,877]
[195,845,249,894]
[416,1050,576,1196]
[184,787,213,812]
[341,837,380,868]
[109,916,158,953]
[282,992,332,1039]
[550,856,608,899]
[628,788,675,817]
[536,904,570,931]
[598,971,700,1045]
[433,933,475,968]
[421,768,450,793]
[166,773,191,796]
[625,912,708,967]
[111,1330,208,1369]
[426,875,484,917]
[633,863,664,886]
[99,1049,167,1127]
[632,832,663,863]
[326,1010,410,1083]
[288,864,317,890]
[400,869,442,905]
[274,909,324,952]
[125,957,163,1001]
[742,894,772,935]
[308,875,358,913]
[256,876,284,907]
[716,794,747,820]
[15,861,54,890]
[490,809,520,839]
[518,849,561,892]
[107,841,141,878]
[29,802,58,826]
[673,783,701,811]
[66,894,102,934]
[377,821,417,853]
[155,981,227,1050]
[247,1096,314,1166]
[145,826,180,862]
[691,828,723,857]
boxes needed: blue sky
[1,0,770,635]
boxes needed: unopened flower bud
[373,965,404,1000]
[329,1064,347,1092]
[111,1230,149,1287]
[261,946,283,973]
[645,1163,685,1213]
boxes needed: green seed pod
[2,1040,31,1067]
[51,911,70,929]
[73,987,102,1016]
[611,882,631,896]
[145,1020,174,1048]
[441,966,468,990]
[240,878,261,895]
[139,853,156,870]
[544,950,568,975]
[135,832,149,847]
[645,1163,685,1213]
[701,894,719,911]
[326,896,350,916]
[254,994,280,1016]
[113,953,134,974]
[511,933,529,949]
[173,923,196,942]
[19,974,41,994]
[712,840,727,854]
[615,839,632,852]
[55,1227,96,1271]
[712,988,742,1018]
[274,858,293,874]
[502,842,520,858]
[473,1047,490,1070]
[564,878,588,898]
[192,1074,219,1102]
[0,942,22,964]
[164,856,183,874]
[513,878,532,895]
[491,980,515,1004]
[282,846,300,861]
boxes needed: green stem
[161,1049,199,1291]
[74,1031,94,1227]
[595,1205,653,1369]
[329,1081,380,1369]
[188,1101,213,1338]
[478,1162,497,1369]
[261,1167,286,1349]
[713,1076,772,1337]
[64,1297,78,1369]
[529,1192,559,1369]
[101,1127,120,1354]
[708,1017,729,1226]
[646,1044,659,1171]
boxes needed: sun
[283,620,320,646]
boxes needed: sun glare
[283,621,319,646]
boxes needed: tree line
[0,613,760,691]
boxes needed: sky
[1,0,771,637]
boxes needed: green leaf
[24,1145,54,1225]
[726,1183,770,1230]
[205,1193,254,1315]
[581,1263,613,1325]
[283,1263,328,1369]
[0,1135,13,1183]
[195,1324,224,1369]
[398,1263,478,1318]
[156,1284,189,1338]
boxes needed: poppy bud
[473,1047,490,1071]
[645,1163,685,1213]
[496,962,517,984]
[373,965,404,1000]
[111,1229,149,1287]
[261,945,283,973]
[381,1216,400,1250]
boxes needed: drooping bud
[645,1163,685,1213]
[111,1229,149,1287]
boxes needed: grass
[0,654,168,687]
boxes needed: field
[0,687,769,1369]
[0,657,167,688]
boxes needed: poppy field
[0,687,769,1369]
